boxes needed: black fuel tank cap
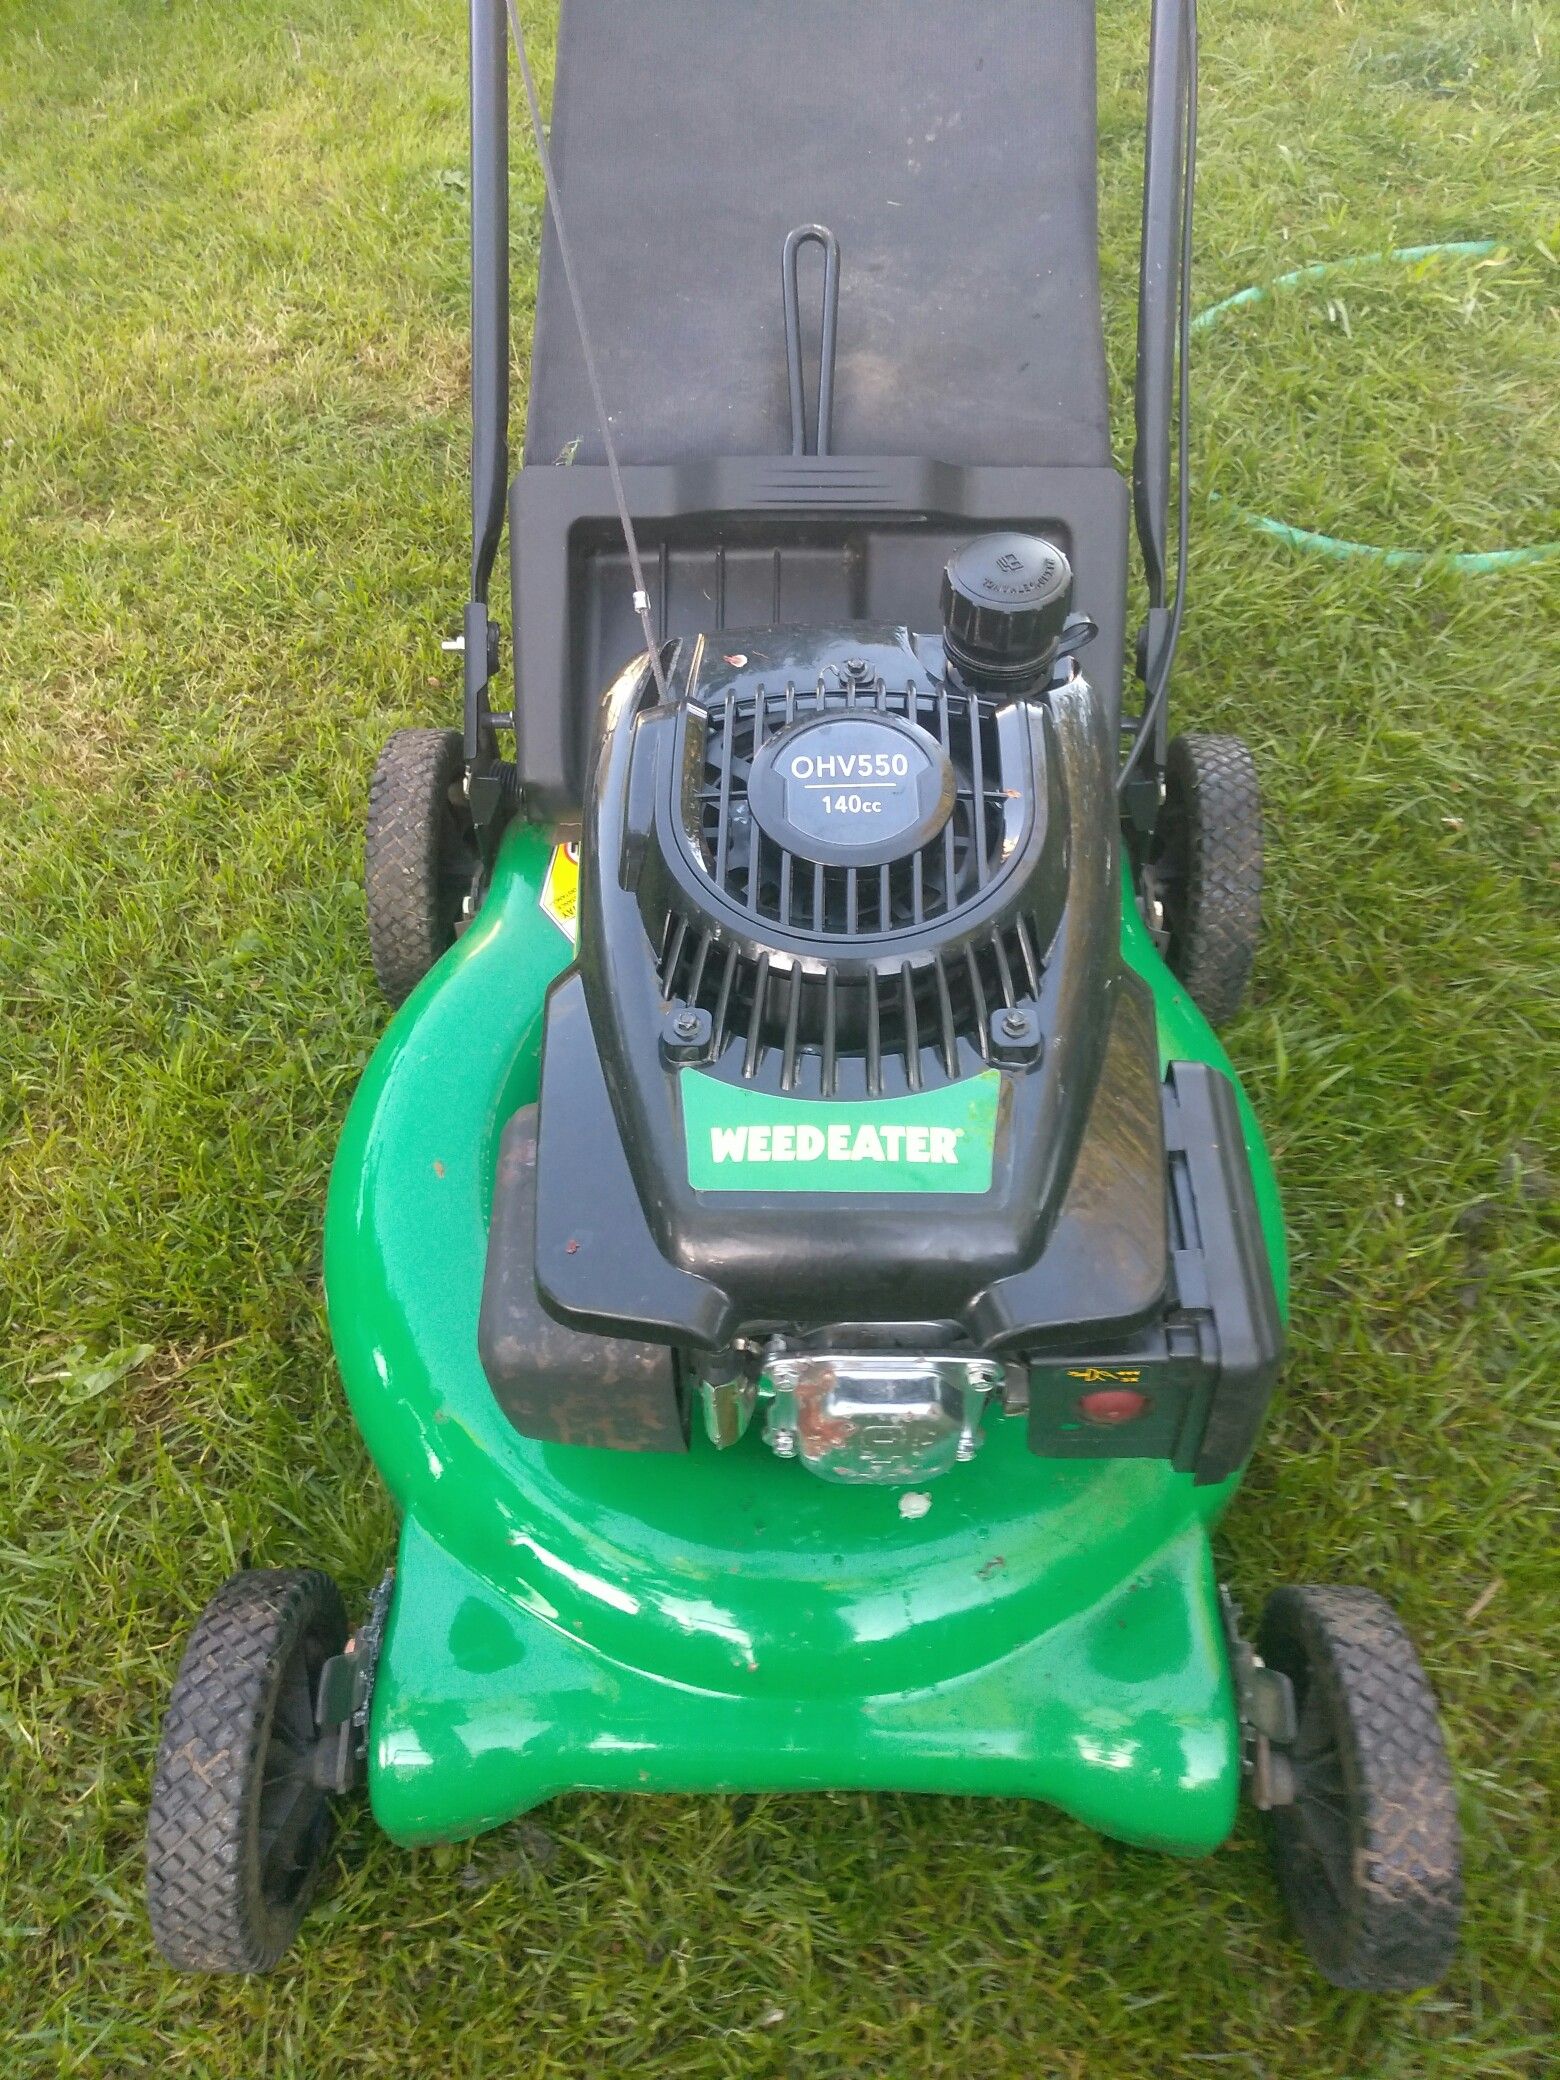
[941,531,1074,690]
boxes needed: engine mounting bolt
[661,1003,713,1062]
[990,1004,1042,1066]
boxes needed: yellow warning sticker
[540,841,580,945]
[1065,1367,1143,1384]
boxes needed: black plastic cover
[525,0,1109,471]
[479,1107,690,1451]
[745,710,956,868]
[1023,1061,1285,1484]
[525,623,1167,1350]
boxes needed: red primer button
[1077,1387,1150,1426]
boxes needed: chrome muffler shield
[761,1354,1005,1485]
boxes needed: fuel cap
[941,531,1074,690]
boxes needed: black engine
[480,535,1281,1484]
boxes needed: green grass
[1194,245,1558,555]
[1,0,1556,2072]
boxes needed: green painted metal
[324,819,1286,1853]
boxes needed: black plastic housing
[479,1107,689,1451]
[477,607,1284,1474]
[1024,1061,1285,1485]
[528,622,1165,1348]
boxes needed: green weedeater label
[681,1069,1001,1194]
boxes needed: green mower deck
[324,821,1288,1853]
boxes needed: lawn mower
[146,0,1462,1988]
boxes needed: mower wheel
[1148,733,1263,1026]
[146,1568,348,1974]
[1257,1584,1461,1991]
[364,727,480,1006]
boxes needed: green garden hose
[1192,241,1560,574]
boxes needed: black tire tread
[1162,732,1263,1027]
[364,727,466,1006]
[1259,1584,1461,1991]
[146,1568,346,1974]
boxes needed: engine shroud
[651,632,1064,1092]
[528,622,1171,1353]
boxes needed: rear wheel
[146,1568,348,1974]
[1146,732,1263,1026]
[1258,1584,1461,1990]
[364,727,480,1005]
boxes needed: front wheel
[1258,1584,1461,1990]
[146,1568,348,1973]
[364,727,480,1006]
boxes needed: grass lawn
[1,0,1556,2072]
